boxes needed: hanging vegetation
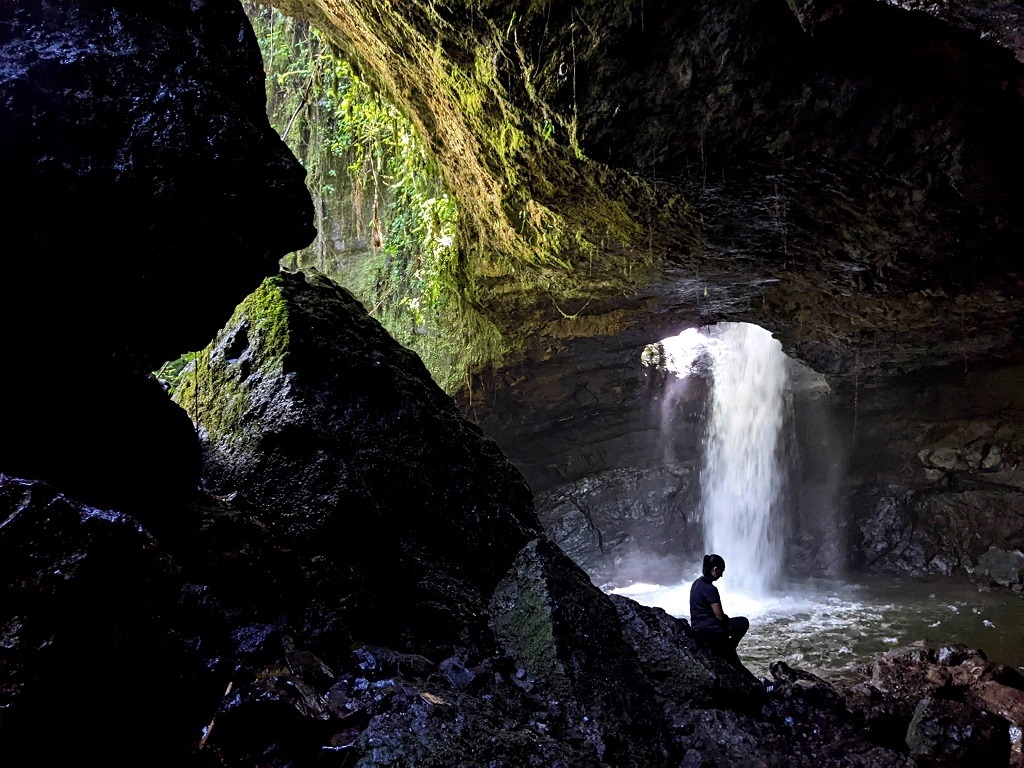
[240,3,502,393]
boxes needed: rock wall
[843,362,1024,586]
[462,340,1024,591]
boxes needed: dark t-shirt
[689,576,723,632]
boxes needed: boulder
[906,696,1010,767]
[0,0,314,510]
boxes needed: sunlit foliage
[244,4,479,391]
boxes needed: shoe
[759,677,776,694]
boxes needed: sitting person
[689,553,749,665]
[689,553,776,694]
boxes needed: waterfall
[700,323,789,597]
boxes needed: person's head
[702,553,726,580]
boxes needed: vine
[243,4,494,392]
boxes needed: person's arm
[710,602,729,624]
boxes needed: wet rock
[982,446,1004,470]
[921,447,961,472]
[0,0,313,525]
[833,641,1024,766]
[0,477,216,767]
[438,656,476,690]
[0,366,202,516]
[350,644,435,680]
[537,465,703,585]
[977,546,1024,588]
[489,537,672,766]
[282,634,336,690]
[202,674,336,766]
[0,0,314,369]
[173,271,543,661]
[610,593,760,708]
[905,696,1010,767]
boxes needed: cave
[250,0,1024,596]
[2,2,1023,767]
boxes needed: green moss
[504,587,563,676]
[243,1,705,393]
[491,575,565,681]
[171,278,291,445]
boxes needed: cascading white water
[700,323,789,597]
[621,326,1024,678]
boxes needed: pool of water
[609,573,1024,681]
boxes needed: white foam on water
[611,578,868,625]
[610,574,1024,679]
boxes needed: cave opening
[614,322,1023,679]
[636,321,839,594]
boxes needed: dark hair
[702,553,725,577]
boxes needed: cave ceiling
[267,0,1024,384]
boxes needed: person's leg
[694,625,727,655]
[727,616,749,649]
[696,625,751,672]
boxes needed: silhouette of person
[689,553,749,664]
